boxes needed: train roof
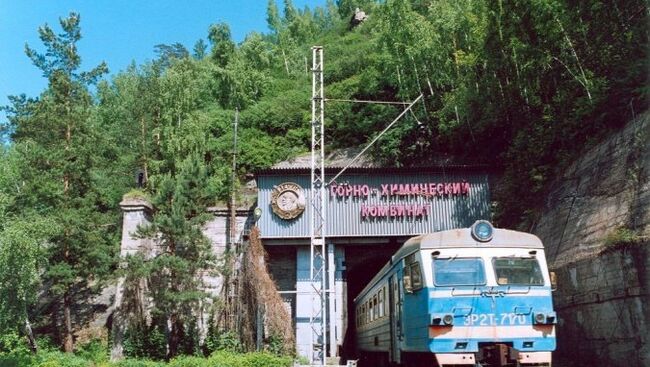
[354,227,544,303]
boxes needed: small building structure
[255,159,494,360]
[113,150,495,361]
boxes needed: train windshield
[493,257,544,286]
[433,258,486,286]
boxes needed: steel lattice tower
[309,46,327,365]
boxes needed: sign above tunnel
[256,167,492,239]
[329,181,471,220]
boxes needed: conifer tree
[135,149,218,358]
[4,12,113,352]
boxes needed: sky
[0,0,326,121]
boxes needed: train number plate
[463,313,528,326]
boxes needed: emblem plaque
[270,182,306,220]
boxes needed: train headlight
[534,312,557,324]
[471,220,494,242]
[431,313,454,326]
[442,314,454,325]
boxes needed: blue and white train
[354,221,557,367]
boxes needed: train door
[389,274,402,364]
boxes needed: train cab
[354,221,557,367]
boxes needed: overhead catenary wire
[327,93,424,186]
[324,98,412,105]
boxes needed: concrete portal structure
[255,165,493,360]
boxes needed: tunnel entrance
[264,240,404,362]
[340,241,402,362]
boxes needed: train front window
[493,257,544,286]
[433,258,486,286]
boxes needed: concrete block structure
[111,196,251,360]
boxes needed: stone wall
[110,197,251,360]
[533,112,649,366]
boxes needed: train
[354,220,557,367]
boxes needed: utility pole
[310,46,327,365]
[230,108,239,335]
[221,108,240,333]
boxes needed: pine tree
[134,150,218,359]
[5,12,113,352]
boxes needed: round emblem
[271,182,306,220]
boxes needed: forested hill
[0,0,647,358]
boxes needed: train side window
[373,295,378,320]
[364,303,367,324]
[373,295,377,320]
[404,253,423,292]
[383,287,388,316]
[411,262,423,291]
[403,263,412,292]
[365,301,369,323]
[378,288,385,318]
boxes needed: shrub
[602,226,645,253]
[123,323,167,360]
[204,331,243,354]
[207,351,245,367]
[34,350,90,367]
[113,359,165,367]
[207,351,292,367]
[241,352,292,367]
[168,355,209,367]
[0,332,35,367]
[265,334,286,356]
[75,337,109,364]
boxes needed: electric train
[354,221,557,367]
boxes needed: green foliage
[205,331,243,354]
[0,332,36,367]
[265,334,286,356]
[207,351,292,367]
[0,335,292,367]
[113,360,165,367]
[153,351,293,367]
[168,355,209,367]
[603,227,645,251]
[74,337,109,364]
[4,12,117,352]
[123,189,152,201]
[34,350,92,367]
[123,322,167,361]
[0,214,53,334]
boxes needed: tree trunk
[281,49,290,75]
[110,277,126,361]
[140,117,148,183]
[167,314,180,359]
[63,290,74,352]
[24,317,37,354]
